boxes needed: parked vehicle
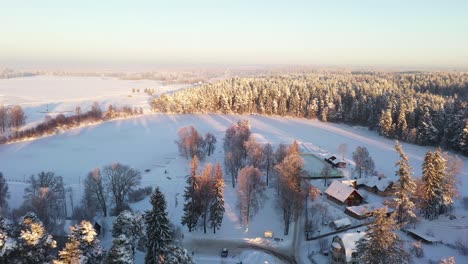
[221,248,229,257]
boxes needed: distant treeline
[152,72,468,156]
[1,103,143,144]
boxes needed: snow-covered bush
[439,256,456,264]
[463,196,468,210]
[410,241,424,258]
[455,237,468,255]
[128,186,152,203]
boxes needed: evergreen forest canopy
[152,71,468,156]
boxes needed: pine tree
[181,157,200,232]
[356,207,410,264]
[392,141,417,227]
[145,187,172,264]
[107,235,134,264]
[209,163,225,234]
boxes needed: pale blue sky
[1,0,468,69]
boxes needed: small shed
[325,181,364,206]
[345,202,394,220]
[404,229,442,244]
[330,218,352,230]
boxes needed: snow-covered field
[0,76,189,127]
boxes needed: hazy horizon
[2,0,468,70]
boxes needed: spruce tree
[10,212,57,264]
[393,141,417,226]
[54,220,102,264]
[379,108,394,138]
[145,187,172,264]
[107,235,134,264]
[356,207,410,264]
[420,148,446,219]
[112,210,145,255]
[210,163,225,234]
[0,216,14,263]
[74,220,103,264]
[459,119,468,155]
[181,157,200,232]
[162,244,195,264]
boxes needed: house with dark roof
[325,181,363,206]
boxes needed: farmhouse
[356,176,394,196]
[330,232,365,264]
[345,202,394,220]
[325,181,363,206]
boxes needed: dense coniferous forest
[152,72,468,156]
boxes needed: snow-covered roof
[356,176,393,191]
[405,229,442,243]
[332,218,351,228]
[331,242,341,249]
[339,232,365,262]
[340,180,356,187]
[346,202,394,216]
[325,181,361,202]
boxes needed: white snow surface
[0,76,188,127]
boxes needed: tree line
[0,105,26,134]
[0,102,143,144]
[151,72,468,156]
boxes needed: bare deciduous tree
[9,105,26,130]
[244,136,264,168]
[82,168,108,217]
[262,143,274,187]
[0,105,8,133]
[23,171,66,234]
[103,163,141,216]
[338,143,348,161]
[204,133,217,156]
[175,126,206,160]
[352,146,375,177]
[237,166,264,227]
